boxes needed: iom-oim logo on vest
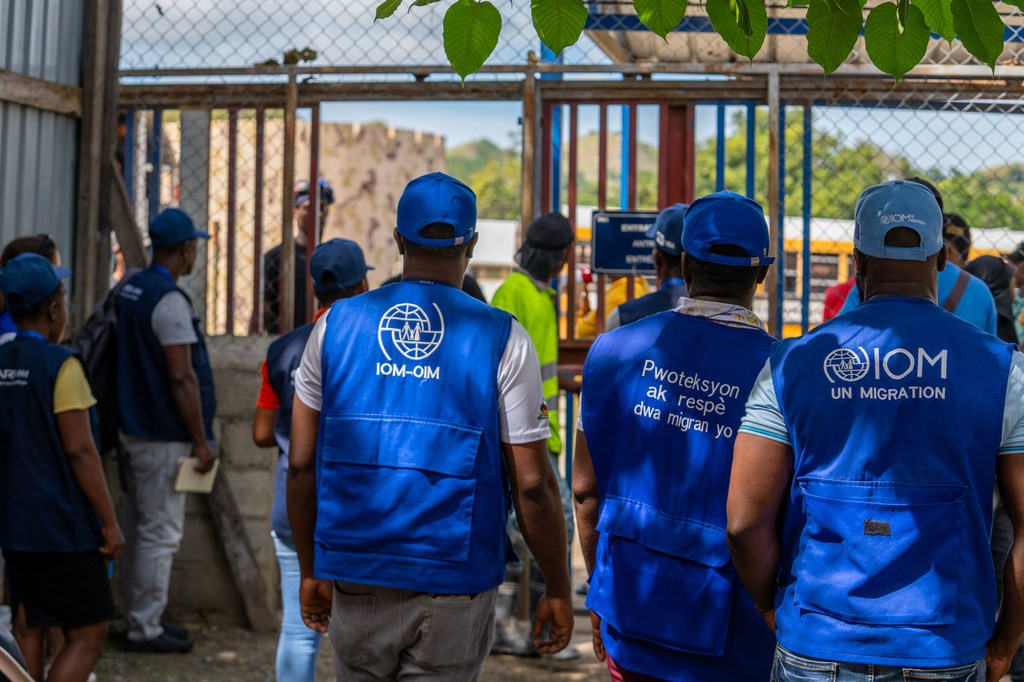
[377,302,445,362]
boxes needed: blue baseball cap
[396,172,476,247]
[0,253,71,311]
[645,203,689,256]
[854,180,943,261]
[310,238,374,292]
[149,208,211,247]
[682,191,775,266]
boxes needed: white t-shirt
[294,312,549,445]
[151,291,198,346]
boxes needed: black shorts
[4,549,115,628]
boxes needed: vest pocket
[593,496,733,655]
[794,479,966,626]
[317,414,483,563]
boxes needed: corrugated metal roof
[0,0,82,262]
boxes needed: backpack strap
[943,268,970,313]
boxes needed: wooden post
[280,70,298,333]
[206,475,275,632]
[520,68,537,241]
[108,160,149,270]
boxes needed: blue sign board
[591,211,659,275]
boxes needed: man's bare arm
[988,454,1024,680]
[252,406,277,448]
[571,428,600,576]
[726,432,793,629]
[502,439,574,653]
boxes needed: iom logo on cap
[377,302,445,361]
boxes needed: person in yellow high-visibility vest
[490,212,580,659]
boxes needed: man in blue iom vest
[605,202,689,331]
[252,238,372,682]
[117,208,216,653]
[727,179,1024,681]
[287,172,574,679]
[573,190,777,680]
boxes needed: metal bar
[307,104,321,323]
[658,106,668,209]
[746,103,756,199]
[226,108,238,333]
[149,108,162,224]
[253,107,265,335]
[596,273,607,336]
[628,103,638,209]
[683,105,695,203]
[766,72,781,338]
[124,107,134,201]
[551,104,563,212]
[541,100,552,218]
[716,103,726,192]
[620,105,630,210]
[660,105,689,206]
[777,103,788,336]
[801,105,812,334]
[598,105,608,211]
[568,104,579,341]
[281,69,297,333]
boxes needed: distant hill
[447,140,507,183]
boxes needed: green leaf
[706,0,768,60]
[951,0,1005,69]
[1003,0,1024,10]
[914,0,954,43]
[531,0,588,56]
[806,0,864,73]
[411,0,443,4]
[444,0,502,82]
[634,0,688,40]
[864,2,930,80]
[787,0,810,6]
[375,0,403,20]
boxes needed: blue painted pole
[775,104,786,336]
[620,104,630,210]
[716,103,726,192]
[746,103,756,199]
[801,106,813,333]
[541,45,562,212]
[149,109,162,224]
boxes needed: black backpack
[69,270,138,454]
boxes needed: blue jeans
[772,645,984,682]
[273,532,322,682]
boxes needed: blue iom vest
[117,265,216,442]
[581,310,775,679]
[0,332,103,552]
[773,296,1014,666]
[616,280,688,327]
[314,279,514,594]
[266,321,315,543]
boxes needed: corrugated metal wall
[0,0,82,262]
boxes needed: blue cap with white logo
[149,208,211,247]
[397,172,476,247]
[682,191,775,266]
[310,238,374,292]
[0,253,71,311]
[645,203,688,256]
[854,180,943,261]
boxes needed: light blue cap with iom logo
[854,180,943,261]
[397,172,477,247]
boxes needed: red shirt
[255,308,330,410]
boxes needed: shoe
[124,632,194,653]
[547,643,581,661]
[160,622,191,641]
[574,583,589,596]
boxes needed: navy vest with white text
[0,333,103,551]
[773,296,1013,666]
[266,321,314,543]
[117,266,216,442]
[616,283,688,327]
[581,311,775,679]
[314,280,513,593]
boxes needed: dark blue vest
[615,281,688,327]
[314,280,513,594]
[0,310,15,338]
[773,296,1014,666]
[0,332,103,552]
[581,311,775,679]
[117,266,216,442]
[266,321,315,543]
